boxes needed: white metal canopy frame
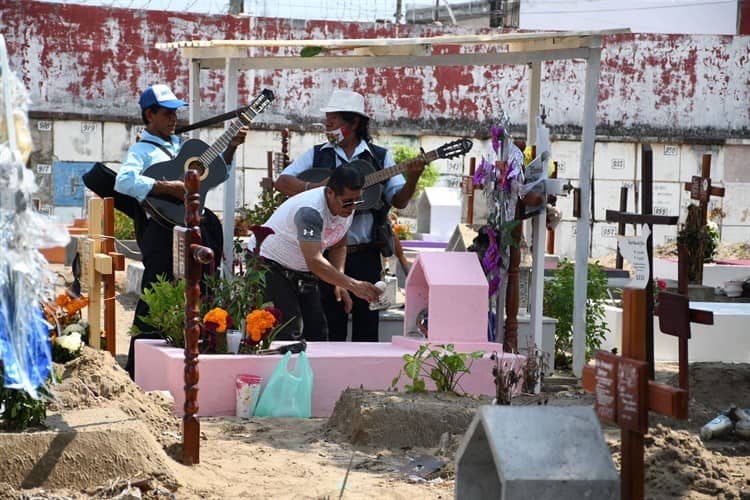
[156,28,627,376]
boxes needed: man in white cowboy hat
[116,83,248,379]
[274,88,425,343]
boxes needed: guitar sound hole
[188,160,205,176]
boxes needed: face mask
[325,127,346,146]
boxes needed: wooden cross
[462,157,481,225]
[583,288,689,500]
[681,153,725,284]
[260,128,291,192]
[683,153,725,225]
[174,169,214,466]
[79,196,124,356]
[606,144,679,378]
[655,291,713,392]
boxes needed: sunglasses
[340,198,365,208]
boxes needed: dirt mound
[48,347,181,449]
[326,389,488,449]
[609,424,749,499]
[0,407,180,494]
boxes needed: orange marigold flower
[245,309,276,342]
[203,307,229,333]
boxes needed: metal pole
[527,61,546,381]
[222,57,239,277]
[573,42,602,377]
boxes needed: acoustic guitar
[297,138,473,211]
[142,89,275,227]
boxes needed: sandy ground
[1,261,748,499]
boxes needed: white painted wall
[521,0,739,35]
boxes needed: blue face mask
[325,127,346,146]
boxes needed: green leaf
[300,46,323,58]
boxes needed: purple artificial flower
[490,125,504,154]
[488,275,501,297]
[481,227,500,272]
[473,157,490,186]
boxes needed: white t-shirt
[252,187,353,272]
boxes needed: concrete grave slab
[455,405,619,500]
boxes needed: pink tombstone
[404,252,489,344]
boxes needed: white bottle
[700,414,733,440]
[369,281,388,311]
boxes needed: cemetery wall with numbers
[27,115,750,261]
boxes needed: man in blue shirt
[117,84,247,378]
[274,89,425,342]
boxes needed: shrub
[235,191,286,236]
[543,259,610,368]
[114,209,135,240]
[135,275,186,346]
[0,371,56,431]
[391,144,439,199]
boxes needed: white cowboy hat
[320,89,369,118]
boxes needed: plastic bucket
[236,374,263,418]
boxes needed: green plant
[391,144,439,198]
[0,371,56,431]
[390,343,485,394]
[136,275,186,347]
[543,259,610,368]
[201,260,268,327]
[235,191,286,236]
[705,220,720,261]
[114,209,135,240]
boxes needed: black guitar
[297,138,473,211]
[142,89,275,227]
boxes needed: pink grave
[134,252,525,417]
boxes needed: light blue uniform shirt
[281,140,405,245]
[114,130,235,203]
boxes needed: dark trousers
[322,246,382,342]
[125,210,223,379]
[264,261,328,342]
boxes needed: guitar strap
[140,140,176,160]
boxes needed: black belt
[266,259,317,282]
[347,243,379,254]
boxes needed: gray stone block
[455,405,619,500]
[126,261,144,296]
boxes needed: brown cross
[683,153,725,224]
[583,289,689,500]
[655,291,714,392]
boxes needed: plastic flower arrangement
[471,123,525,298]
[201,307,233,353]
[43,292,89,342]
[52,330,84,364]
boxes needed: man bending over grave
[249,163,382,341]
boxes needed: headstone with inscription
[455,405,619,500]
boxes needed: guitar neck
[198,119,245,166]
[363,150,440,188]
[197,99,267,166]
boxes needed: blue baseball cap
[139,84,187,111]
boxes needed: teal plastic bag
[254,351,313,418]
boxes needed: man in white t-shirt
[252,162,382,341]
